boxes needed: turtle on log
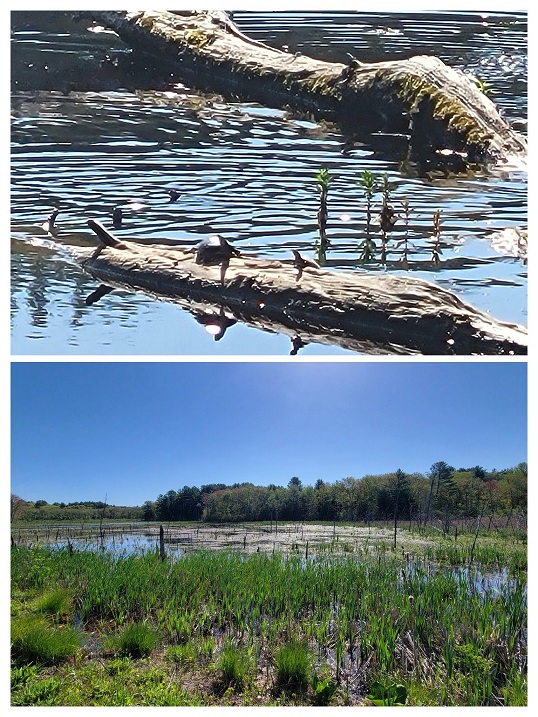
[195,234,241,265]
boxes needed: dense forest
[12,462,526,527]
[145,462,527,527]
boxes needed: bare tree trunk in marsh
[159,524,166,561]
[468,499,490,567]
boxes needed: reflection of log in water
[75,10,527,165]
[75,239,527,356]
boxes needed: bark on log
[76,10,527,165]
[75,236,527,356]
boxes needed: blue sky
[11,361,527,506]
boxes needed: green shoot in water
[315,167,332,262]
[358,169,378,262]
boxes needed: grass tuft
[11,616,81,665]
[36,589,72,619]
[114,621,158,658]
[217,642,250,689]
[275,640,311,691]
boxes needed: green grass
[217,642,251,689]
[112,621,159,658]
[11,659,203,706]
[11,616,81,665]
[275,640,310,691]
[36,588,72,619]
[167,642,197,666]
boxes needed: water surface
[11,11,527,355]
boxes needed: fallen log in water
[76,10,527,164]
[75,226,527,356]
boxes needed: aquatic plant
[359,169,377,229]
[379,173,397,263]
[474,77,492,96]
[315,167,332,261]
[358,169,378,261]
[430,209,442,263]
[367,680,408,706]
[311,673,338,705]
[398,197,413,266]
[10,540,527,706]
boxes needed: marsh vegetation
[11,521,526,706]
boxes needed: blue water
[11,11,527,355]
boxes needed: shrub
[275,640,310,691]
[115,622,158,658]
[11,616,81,665]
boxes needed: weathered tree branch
[76,10,527,164]
[74,235,527,356]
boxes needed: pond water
[19,524,520,599]
[10,11,527,355]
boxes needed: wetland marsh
[11,520,527,706]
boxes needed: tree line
[12,461,526,527]
[10,497,142,523]
[142,462,526,527]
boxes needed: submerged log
[76,10,527,164]
[75,226,527,356]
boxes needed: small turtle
[195,234,240,266]
[292,249,320,280]
[42,208,59,234]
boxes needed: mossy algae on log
[76,10,527,164]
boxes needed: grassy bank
[11,535,526,706]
